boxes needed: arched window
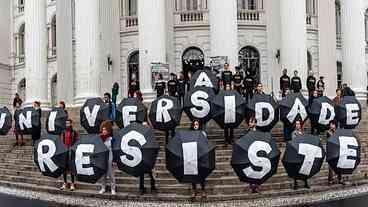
[182,47,204,79]
[128,51,139,90]
[239,46,260,82]
[307,51,312,72]
[335,1,342,40]
[365,9,368,44]
[51,15,57,56]
[16,23,25,63]
[18,78,26,101]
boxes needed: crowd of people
[9,63,359,200]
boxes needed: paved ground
[0,193,49,207]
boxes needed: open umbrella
[327,129,360,175]
[80,98,110,134]
[70,134,109,184]
[149,95,182,131]
[112,123,159,177]
[0,106,12,135]
[46,108,68,135]
[280,93,308,127]
[282,134,325,180]
[189,69,219,92]
[335,96,362,129]
[309,96,336,131]
[116,97,146,129]
[14,107,40,135]
[166,130,216,183]
[184,87,215,124]
[34,134,68,178]
[246,94,279,132]
[231,131,280,185]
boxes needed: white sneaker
[99,188,106,194]
[111,189,116,195]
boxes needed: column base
[141,88,156,104]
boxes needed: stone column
[341,0,368,100]
[56,0,74,106]
[74,0,101,104]
[25,0,49,106]
[280,0,308,87]
[138,0,167,103]
[209,0,239,69]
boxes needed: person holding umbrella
[103,93,114,121]
[155,73,166,98]
[13,102,24,146]
[326,120,344,185]
[282,88,293,141]
[190,120,207,200]
[60,119,78,191]
[224,84,234,145]
[98,121,116,195]
[12,93,23,109]
[317,76,325,96]
[31,101,42,146]
[309,90,319,135]
[247,117,260,193]
[333,88,342,105]
[243,70,255,102]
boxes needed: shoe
[111,189,116,195]
[99,188,106,194]
[60,183,67,190]
[70,184,75,191]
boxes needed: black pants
[63,173,75,183]
[165,129,176,144]
[139,172,156,190]
[178,94,185,107]
[234,85,242,94]
[244,90,253,103]
[224,128,234,144]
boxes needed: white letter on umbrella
[37,139,58,172]
[287,98,307,123]
[156,98,173,123]
[122,105,137,127]
[224,96,236,124]
[48,111,58,132]
[18,111,32,130]
[255,102,274,127]
[120,131,147,167]
[298,143,323,176]
[243,141,272,179]
[194,72,214,88]
[183,142,198,175]
[83,105,100,127]
[75,144,95,176]
[190,91,210,119]
[0,113,6,128]
[318,102,335,125]
[346,104,360,126]
[338,136,358,169]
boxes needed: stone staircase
[0,108,367,202]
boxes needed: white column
[280,0,308,86]
[318,0,337,98]
[138,0,167,102]
[25,0,49,106]
[74,0,101,104]
[56,0,74,106]
[209,0,239,69]
[341,0,367,100]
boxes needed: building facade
[0,0,367,107]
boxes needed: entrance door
[182,47,205,79]
[239,46,260,83]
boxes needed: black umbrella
[189,69,219,92]
[246,94,279,132]
[280,93,308,127]
[212,90,246,129]
[116,97,146,129]
[336,96,362,129]
[282,134,325,180]
[231,131,280,185]
[149,95,182,131]
[112,123,159,177]
[309,96,336,131]
[14,107,41,135]
[70,134,109,184]
[34,134,68,178]
[184,87,215,124]
[46,108,68,135]
[166,130,216,183]
[80,98,110,134]
[327,129,361,175]
[0,107,12,135]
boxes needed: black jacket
[306,76,316,91]
[280,75,290,91]
[291,76,302,92]
[177,79,186,95]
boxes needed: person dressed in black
[186,71,193,92]
[12,93,23,109]
[290,70,302,93]
[246,116,260,193]
[224,84,234,146]
[32,101,42,146]
[128,74,139,98]
[103,93,113,121]
[342,83,355,97]
[317,76,325,96]
[233,67,244,94]
[282,89,293,141]
[280,69,291,97]
[167,73,178,97]
[177,72,186,106]
[309,90,319,135]
[307,71,316,99]
[243,70,255,102]
[326,120,345,185]
[221,63,233,87]
[154,73,166,98]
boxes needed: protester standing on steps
[168,73,178,97]
[224,84,234,146]
[233,66,244,94]
[280,69,291,97]
[221,63,233,88]
[31,101,42,146]
[190,120,207,200]
[177,72,186,107]
[306,71,316,100]
[154,73,166,98]
[59,101,68,118]
[60,119,78,191]
[317,76,325,96]
[12,93,23,109]
[111,82,119,121]
[13,102,24,146]
[247,116,260,194]
[282,89,293,141]
[98,121,116,195]
[309,90,319,135]
[290,70,302,93]
[103,93,113,121]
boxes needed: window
[239,46,260,82]
[186,0,198,10]
[335,1,342,39]
[18,78,26,101]
[17,23,25,63]
[337,61,342,88]
[51,15,57,56]
[306,0,317,15]
[307,51,312,73]
[128,0,137,16]
[238,0,261,10]
[365,9,368,44]
[175,0,207,11]
[18,0,24,13]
